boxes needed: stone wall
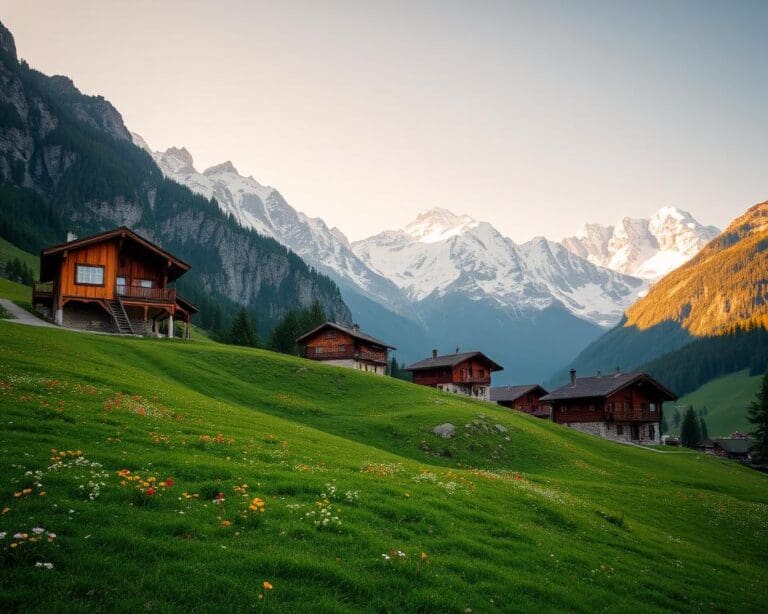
[62,302,116,333]
[566,421,660,444]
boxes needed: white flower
[32,527,45,535]
[13,532,23,539]
[381,554,391,560]
[35,562,54,569]
[47,533,56,539]
[0,532,6,539]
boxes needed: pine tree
[747,368,768,463]
[269,311,300,355]
[699,415,710,442]
[680,406,701,448]
[228,308,259,347]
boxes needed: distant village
[29,226,754,459]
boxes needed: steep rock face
[136,135,415,319]
[562,207,720,280]
[0,21,350,327]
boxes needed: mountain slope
[1,305,767,611]
[0,22,350,331]
[562,207,720,280]
[560,201,768,386]
[134,136,415,319]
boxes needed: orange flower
[221,520,231,527]
[263,581,273,590]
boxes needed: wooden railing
[305,348,387,363]
[609,406,659,422]
[33,281,54,296]
[117,285,176,302]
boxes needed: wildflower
[2,507,9,514]
[166,478,174,487]
[145,487,156,496]
[263,581,273,590]
[32,527,45,535]
[0,532,5,539]
[34,562,54,570]
[420,551,428,561]
[221,520,231,527]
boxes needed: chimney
[596,370,601,377]
[432,349,438,359]
[455,347,460,354]
[570,369,576,385]
[615,365,621,374]
[352,323,360,332]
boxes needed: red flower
[166,478,174,487]
[145,487,156,496]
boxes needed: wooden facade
[296,322,395,375]
[491,385,550,418]
[541,371,677,444]
[32,227,197,337]
[405,351,503,400]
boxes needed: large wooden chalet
[490,384,550,418]
[540,370,677,444]
[296,322,395,375]
[405,350,503,400]
[32,227,197,337]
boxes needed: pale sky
[4,1,767,241]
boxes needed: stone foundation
[565,421,660,445]
[324,358,387,375]
[62,302,116,333]
[436,383,490,401]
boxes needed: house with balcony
[296,322,395,375]
[32,227,197,337]
[405,350,503,400]
[540,370,677,444]
[490,384,550,418]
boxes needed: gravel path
[0,299,56,327]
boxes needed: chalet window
[616,425,624,436]
[589,404,595,412]
[607,402,613,411]
[116,276,126,286]
[75,264,104,286]
[650,403,657,412]
[338,345,346,352]
[316,347,324,354]
[326,331,337,339]
[138,279,153,288]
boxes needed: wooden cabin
[404,350,503,400]
[32,227,197,337]
[490,384,550,418]
[296,322,395,375]
[540,370,677,444]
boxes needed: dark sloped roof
[404,351,503,372]
[295,321,396,349]
[715,438,752,454]
[490,384,547,402]
[40,226,191,282]
[540,372,677,401]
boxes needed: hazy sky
[5,1,768,241]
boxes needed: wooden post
[167,309,174,339]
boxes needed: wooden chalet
[405,350,503,400]
[540,370,677,444]
[296,322,395,375]
[490,384,550,418]
[32,227,197,337]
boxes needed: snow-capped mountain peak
[204,161,239,176]
[562,206,719,280]
[403,207,478,243]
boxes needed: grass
[0,236,39,278]
[672,370,761,437]
[0,287,766,612]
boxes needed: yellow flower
[420,552,428,561]
[1,507,9,514]
[263,581,273,590]
[10,543,17,548]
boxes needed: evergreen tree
[747,368,768,463]
[680,406,701,448]
[269,310,300,355]
[699,416,710,442]
[295,301,326,340]
[228,308,259,347]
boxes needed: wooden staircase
[107,299,135,335]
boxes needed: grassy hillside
[671,370,761,437]
[0,300,767,610]
[0,236,39,277]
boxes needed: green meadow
[0,281,767,612]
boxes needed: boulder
[494,424,508,434]
[432,423,456,439]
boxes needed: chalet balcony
[305,348,388,364]
[608,406,660,422]
[32,281,54,297]
[117,285,177,303]
[457,375,491,385]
